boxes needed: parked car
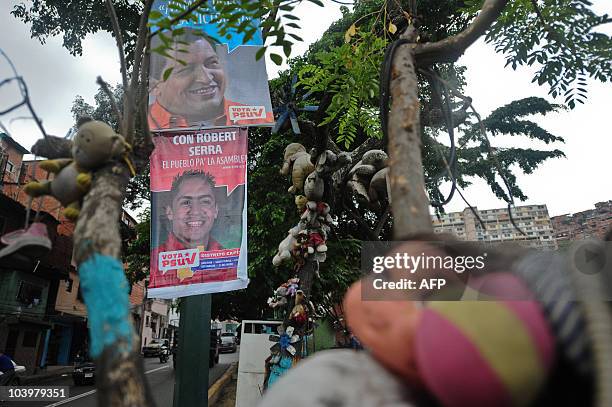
[72,361,95,386]
[219,332,237,353]
[142,338,169,357]
[0,361,26,386]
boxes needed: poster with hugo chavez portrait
[147,0,274,130]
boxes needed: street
[2,349,239,407]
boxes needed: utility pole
[173,294,211,407]
[139,281,147,349]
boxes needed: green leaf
[283,43,291,57]
[270,52,283,65]
[307,0,324,7]
[255,46,267,60]
[163,67,174,81]
[149,10,163,20]
[288,33,303,42]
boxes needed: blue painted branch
[79,254,133,358]
[74,164,154,407]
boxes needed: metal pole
[139,283,146,348]
[173,294,211,407]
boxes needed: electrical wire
[380,42,459,210]
[408,66,526,236]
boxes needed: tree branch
[343,202,378,241]
[131,0,154,82]
[327,138,341,155]
[124,0,154,146]
[105,0,129,92]
[134,34,155,161]
[262,1,279,39]
[97,76,122,126]
[387,26,433,238]
[414,0,509,66]
[420,107,470,128]
[373,204,391,238]
[74,166,155,407]
[350,137,383,163]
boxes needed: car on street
[219,332,237,353]
[72,361,96,386]
[0,360,26,385]
[142,338,169,357]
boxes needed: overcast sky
[0,1,610,217]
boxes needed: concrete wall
[54,271,87,317]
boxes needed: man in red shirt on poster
[150,170,237,288]
[148,28,273,129]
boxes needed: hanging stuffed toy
[290,290,309,326]
[280,143,315,194]
[23,118,131,221]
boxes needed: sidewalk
[20,365,73,385]
[209,363,238,406]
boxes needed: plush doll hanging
[23,118,132,221]
[280,143,315,194]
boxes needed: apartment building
[0,134,72,373]
[141,298,171,347]
[432,204,558,250]
[551,201,612,241]
[0,132,148,370]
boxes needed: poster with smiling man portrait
[147,0,274,130]
[148,128,249,299]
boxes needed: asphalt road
[1,348,239,407]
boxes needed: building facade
[551,201,612,242]
[0,134,71,373]
[0,133,148,371]
[140,298,171,347]
[432,204,558,250]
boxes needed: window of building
[18,163,31,184]
[16,281,43,306]
[6,160,14,174]
[146,315,150,327]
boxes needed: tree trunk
[73,165,155,407]
[297,260,318,299]
[387,29,433,239]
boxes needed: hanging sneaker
[0,222,52,262]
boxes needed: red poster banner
[148,128,249,299]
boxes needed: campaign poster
[147,0,274,130]
[147,128,249,299]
